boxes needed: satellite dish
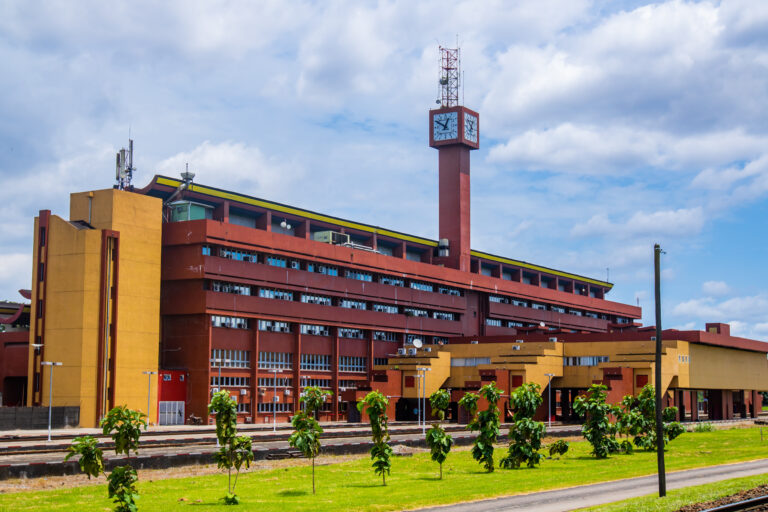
[412,338,423,348]
[539,322,546,328]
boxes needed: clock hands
[436,118,449,130]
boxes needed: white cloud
[672,294,768,324]
[701,280,731,296]
[0,253,32,301]
[571,207,705,238]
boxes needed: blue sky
[0,0,766,339]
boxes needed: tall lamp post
[41,361,62,442]
[142,370,158,426]
[416,367,431,434]
[544,373,555,429]
[271,368,283,432]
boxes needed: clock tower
[430,46,478,272]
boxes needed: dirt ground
[676,484,768,511]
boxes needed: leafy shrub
[460,382,503,472]
[209,390,253,505]
[500,382,545,469]
[573,384,620,458]
[693,422,715,433]
[426,389,454,479]
[289,386,332,493]
[619,385,684,451]
[358,391,392,485]
[548,439,569,458]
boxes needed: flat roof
[143,175,614,289]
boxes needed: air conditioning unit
[424,347,432,353]
[397,348,407,356]
[515,339,524,343]
[313,230,351,245]
[239,389,247,395]
[512,346,521,351]
[407,348,418,356]
[470,340,479,345]
[211,387,219,393]
[284,389,292,396]
[549,337,557,342]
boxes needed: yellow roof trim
[156,177,438,247]
[470,250,612,288]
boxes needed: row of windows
[212,315,250,329]
[301,293,333,305]
[205,245,462,297]
[339,380,359,389]
[300,324,330,336]
[373,357,388,366]
[257,402,294,413]
[259,288,293,300]
[211,349,251,368]
[258,320,291,333]
[300,377,331,388]
[258,352,293,369]
[211,376,251,387]
[338,356,367,373]
[237,402,251,413]
[258,377,293,388]
[340,299,367,309]
[301,353,331,371]
[211,281,251,295]
[373,331,399,342]
[488,295,615,322]
[451,357,491,367]
[563,356,609,366]
[338,328,365,339]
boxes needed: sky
[0,0,766,339]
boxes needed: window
[300,324,330,337]
[237,402,251,413]
[258,377,293,388]
[211,349,251,368]
[289,260,301,270]
[451,357,491,367]
[410,281,434,292]
[615,317,630,324]
[438,286,461,296]
[339,328,365,339]
[585,311,599,319]
[219,247,258,262]
[339,356,367,372]
[300,353,331,371]
[315,264,338,276]
[404,307,428,318]
[300,377,331,388]
[202,245,211,256]
[508,321,524,328]
[563,356,609,367]
[489,295,508,304]
[212,281,251,295]
[259,288,293,301]
[266,255,287,267]
[374,357,388,366]
[258,320,291,333]
[432,311,455,321]
[380,276,405,287]
[258,402,293,413]
[163,374,172,382]
[211,376,251,387]
[373,303,399,314]
[486,318,502,327]
[211,315,250,329]
[432,336,449,345]
[339,299,367,310]
[568,309,583,316]
[531,303,547,311]
[373,331,399,342]
[511,299,529,307]
[258,351,293,369]
[300,293,332,305]
[339,380,359,390]
[345,269,373,282]
[551,305,566,313]
[405,334,423,344]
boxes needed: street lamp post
[142,371,158,426]
[41,361,62,442]
[544,373,555,429]
[416,367,431,435]
[271,368,283,432]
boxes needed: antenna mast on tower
[115,139,135,191]
[438,46,461,107]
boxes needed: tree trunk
[440,462,443,480]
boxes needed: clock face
[464,113,478,143]
[433,112,458,141]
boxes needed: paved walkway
[417,458,768,512]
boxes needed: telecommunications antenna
[412,338,423,348]
[115,138,135,191]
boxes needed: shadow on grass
[277,489,309,497]
[348,482,388,489]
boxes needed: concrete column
[690,390,699,421]
[332,330,340,421]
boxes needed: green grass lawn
[2,428,768,512]
[580,473,768,512]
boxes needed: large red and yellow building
[20,78,767,427]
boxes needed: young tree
[289,386,332,494]
[459,382,503,472]
[66,406,148,512]
[357,391,393,486]
[208,390,254,505]
[500,382,546,469]
[620,384,684,451]
[425,389,454,479]
[573,384,620,458]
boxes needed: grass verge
[579,473,768,512]
[1,427,767,511]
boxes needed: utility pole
[654,243,666,497]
